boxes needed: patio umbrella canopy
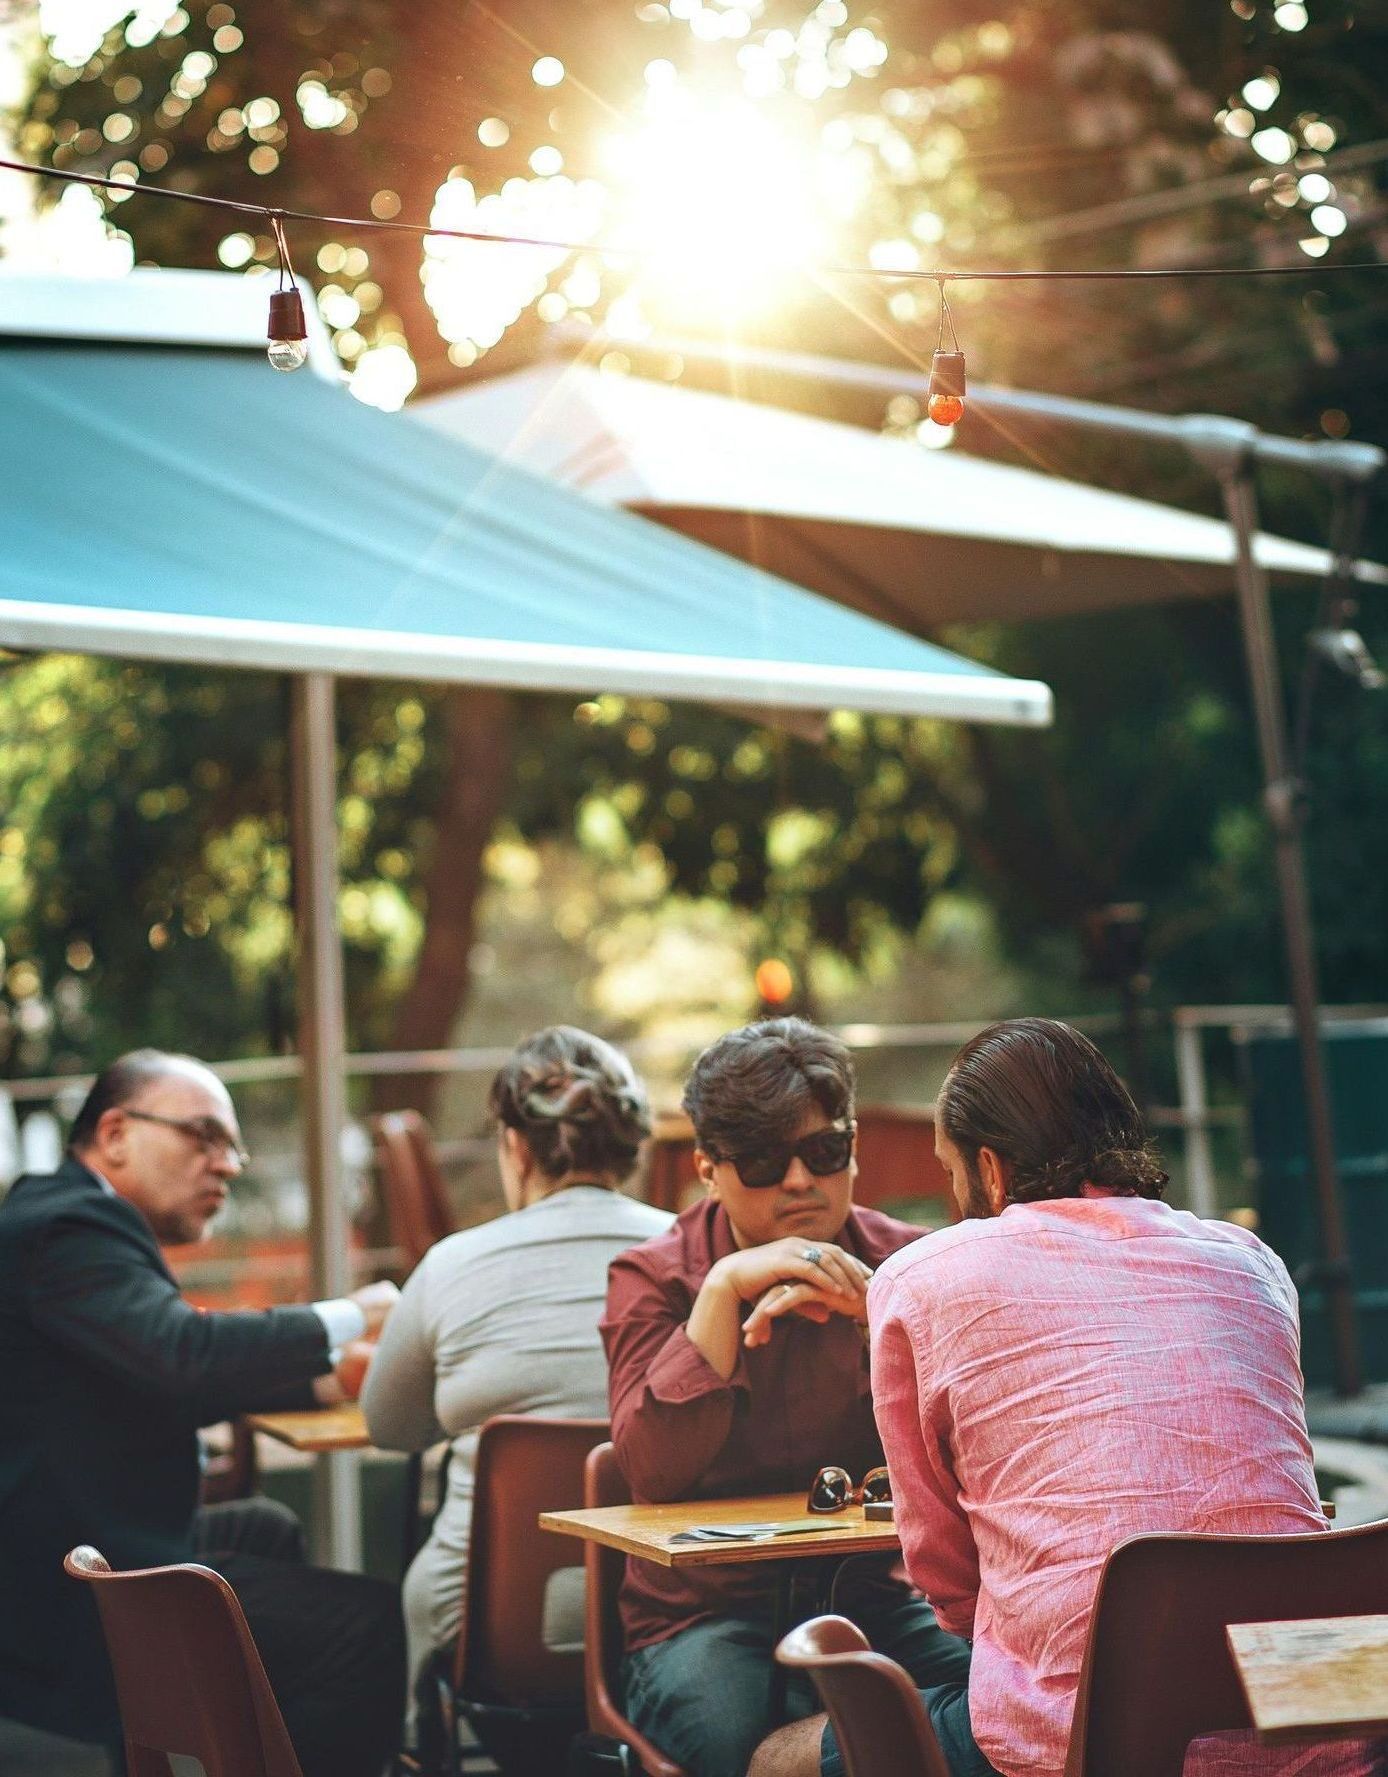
[0,337,1050,725]
[0,276,1059,1562]
[415,360,1387,627]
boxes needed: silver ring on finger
[801,1246,823,1267]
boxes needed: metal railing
[8,1004,1387,1229]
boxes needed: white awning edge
[0,597,1054,727]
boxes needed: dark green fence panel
[1238,1020,1388,1389]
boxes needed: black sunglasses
[807,1465,892,1514]
[714,1122,855,1191]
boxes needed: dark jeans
[820,1678,999,1777]
[195,1498,405,1777]
[622,1562,971,1777]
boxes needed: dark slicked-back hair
[67,1048,193,1151]
[938,1018,1168,1204]
[488,1026,651,1183]
[682,1017,855,1157]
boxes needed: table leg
[766,1558,847,1727]
[767,1562,796,1726]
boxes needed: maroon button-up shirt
[600,1197,925,1651]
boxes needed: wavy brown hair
[488,1026,650,1184]
[938,1018,1168,1204]
[682,1017,855,1156]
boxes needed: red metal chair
[776,1520,1388,1777]
[641,1113,699,1214]
[198,1415,259,1507]
[369,1110,456,1272]
[773,1614,951,1777]
[1065,1519,1388,1777]
[420,1416,609,1776]
[581,1443,688,1777]
[63,1544,301,1777]
[851,1104,955,1219]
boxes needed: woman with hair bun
[361,1026,671,1732]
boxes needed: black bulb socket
[928,350,966,398]
[268,288,308,342]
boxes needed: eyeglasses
[806,1465,892,1514]
[123,1109,250,1167]
[712,1122,855,1191]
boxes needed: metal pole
[289,672,363,1565]
[1173,1015,1218,1220]
[1213,465,1361,1395]
[617,331,1385,480]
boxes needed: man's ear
[977,1145,1009,1215]
[93,1107,127,1171]
[694,1147,720,1201]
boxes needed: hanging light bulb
[267,288,309,372]
[754,957,795,1007]
[266,213,309,372]
[927,352,965,425]
[926,280,965,425]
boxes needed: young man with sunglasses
[0,1049,404,1777]
[601,1017,970,1777]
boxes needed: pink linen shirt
[869,1193,1330,1777]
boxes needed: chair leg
[564,1732,635,1776]
[413,1664,460,1777]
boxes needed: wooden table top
[1227,1614,1388,1743]
[245,1404,371,1452]
[540,1493,900,1568]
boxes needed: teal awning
[0,341,1051,726]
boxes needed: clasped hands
[709,1237,874,1350]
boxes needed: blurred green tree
[5,0,1386,1109]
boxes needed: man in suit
[0,1048,405,1777]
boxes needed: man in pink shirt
[753,1018,1346,1777]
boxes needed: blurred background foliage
[1,0,1386,1115]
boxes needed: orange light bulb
[928,392,964,426]
[755,958,795,1005]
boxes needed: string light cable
[3,153,1387,375]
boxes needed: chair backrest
[776,1615,952,1777]
[369,1109,454,1269]
[1066,1519,1388,1777]
[583,1443,688,1777]
[851,1105,955,1217]
[64,1545,302,1777]
[456,1415,610,1706]
[642,1112,699,1213]
[198,1415,259,1507]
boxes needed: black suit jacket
[0,1157,332,1741]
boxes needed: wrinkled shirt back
[871,1196,1339,1777]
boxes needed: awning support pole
[290,671,362,1566]
[1213,461,1361,1396]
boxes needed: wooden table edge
[539,1504,901,1568]
[1225,1619,1388,1745]
[245,1406,371,1452]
